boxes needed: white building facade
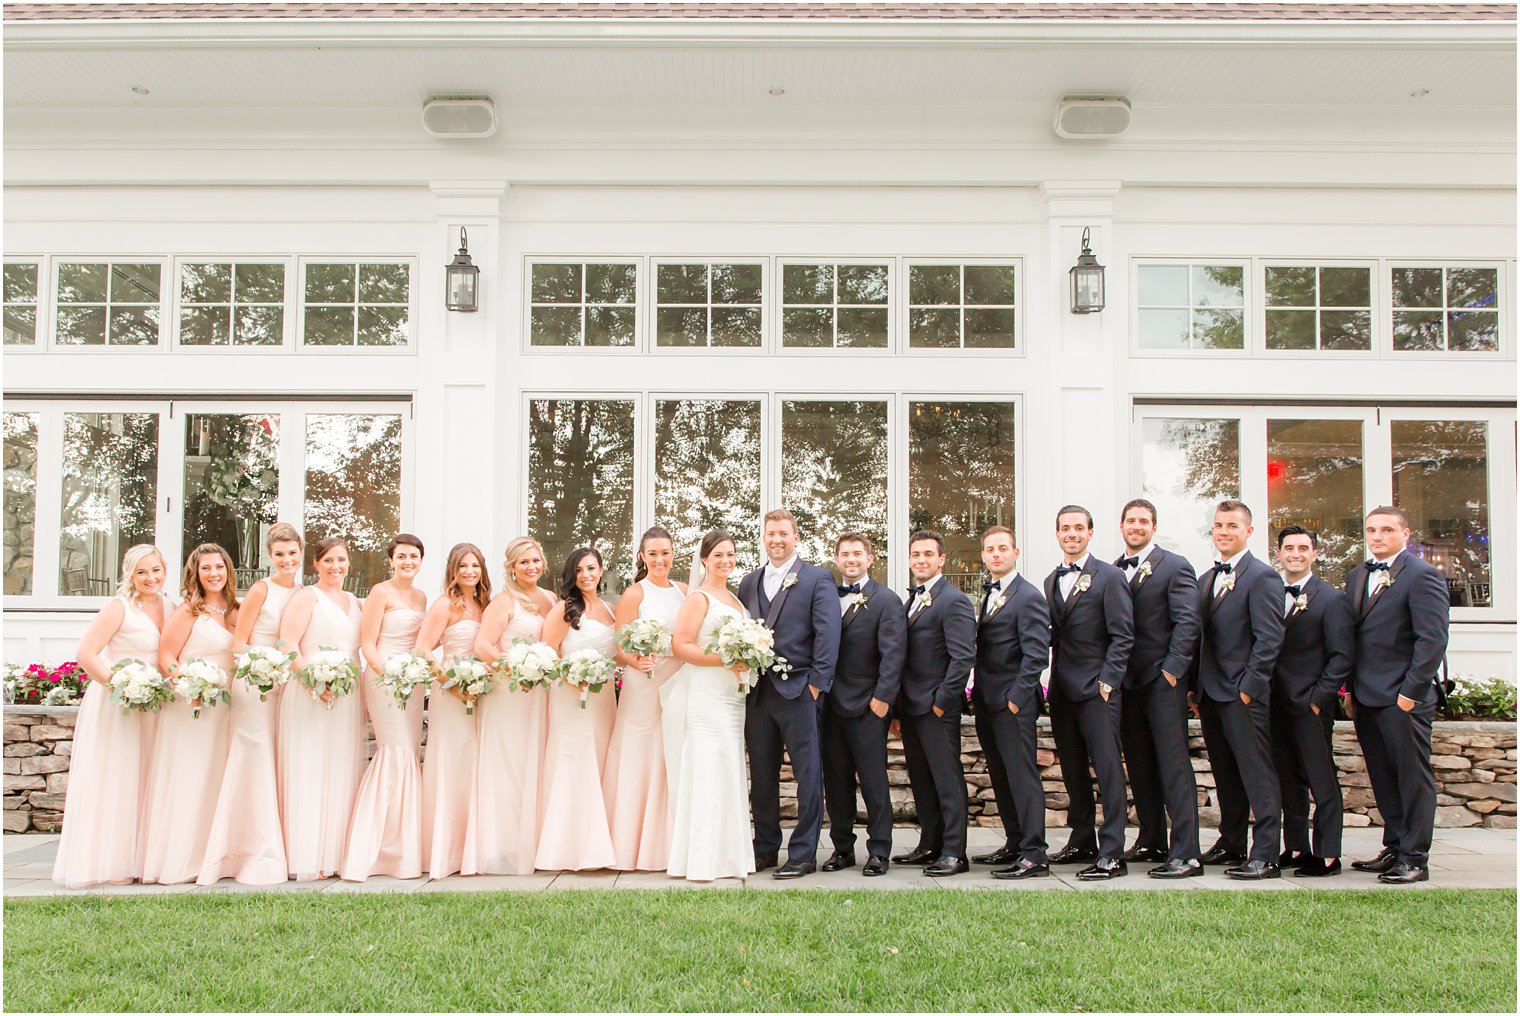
[3,3,1515,679]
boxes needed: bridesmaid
[52,545,170,888]
[277,536,365,881]
[535,547,618,872]
[342,535,428,881]
[141,544,239,885]
[199,523,301,886]
[605,526,687,872]
[415,542,491,880]
[464,536,555,875]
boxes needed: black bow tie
[982,579,1000,594]
[838,583,862,596]
[1285,584,1303,598]
[1365,560,1391,573]
[1213,561,1234,574]
[1118,556,1140,570]
[908,584,925,599]
[1056,563,1082,577]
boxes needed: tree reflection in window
[1266,419,1364,587]
[304,414,402,596]
[528,400,636,594]
[780,401,888,581]
[654,400,761,576]
[59,413,159,596]
[1392,420,1491,607]
[909,401,1016,598]
[1141,417,1241,567]
[3,413,38,595]
[183,414,280,584]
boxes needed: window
[906,263,1017,350]
[655,262,763,348]
[182,413,281,591]
[653,399,762,575]
[1391,266,1500,353]
[1392,420,1491,607]
[1266,419,1365,587]
[1140,416,1242,566]
[909,401,1016,596]
[4,262,40,347]
[54,261,162,346]
[178,262,286,347]
[301,261,411,347]
[1264,264,1372,351]
[59,412,160,596]
[3,413,38,595]
[529,261,637,347]
[1136,263,1245,350]
[780,262,890,349]
[781,400,889,580]
[303,413,405,594]
[527,399,636,592]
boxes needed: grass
[4,888,1515,1012]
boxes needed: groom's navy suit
[738,557,841,864]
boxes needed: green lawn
[4,889,1515,1012]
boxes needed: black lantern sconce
[1068,226,1106,314]
[445,227,480,312]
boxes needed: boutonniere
[1073,574,1093,595]
[985,593,1007,618]
[1136,561,1153,585]
[781,573,799,590]
[1216,571,1236,594]
[1373,571,1394,594]
[846,592,869,610]
[919,593,933,610]
[1292,593,1308,614]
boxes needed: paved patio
[4,825,1513,898]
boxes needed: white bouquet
[173,658,231,719]
[707,615,791,694]
[234,645,294,702]
[556,649,617,709]
[108,658,174,714]
[379,651,435,708]
[502,639,559,693]
[616,617,673,664]
[298,648,360,710]
[442,656,495,715]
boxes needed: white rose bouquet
[617,617,673,672]
[556,649,617,709]
[379,651,436,708]
[234,645,295,702]
[298,648,360,710]
[706,615,791,694]
[173,658,232,719]
[443,656,495,715]
[502,639,559,693]
[108,658,174,714]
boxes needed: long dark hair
[699,529,735,564]
[444,542,492,616]
[633,525,675,584]
[557,546,603,630]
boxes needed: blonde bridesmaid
[535,547,618,871]
[464,536,555,875]
[52,545,170,888]
[277,536,365,881]
[342,535,428,882]
[140,544,238,885]
[605,526,686,872]
[199,524,302,885]
[415,543,491,880]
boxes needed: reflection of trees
[909,402,1016,579]
[1165,418,1241,503]
[528,400,635,590]
[654,400,761,575]
[304,414,402,590]
[3,414,37,595]
[59,414,158,589]
[1393,421,1490,604]
[183,415,279,569]
[782,402,888,579]
[1267,420,1363,587]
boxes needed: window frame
[900,257,1023,357]
[170,257,296,352]
[521,256,642,353]
[774,257,895,354]
[649,256,769,354]
[49,256,169,351]
[1261,259,1378,358]
[3,256,46,352]
[1386,260,1507,359]
[295,256,419,354]
[1129,258,1251,357]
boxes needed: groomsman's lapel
[1065,558,1099,608]
[907,585,934,629]
[1360,550,1407,620]
[1044,572,1064,623]
[1286,574,1318,627]
[841,578,872,632]
[764,557,805,629]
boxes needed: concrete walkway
[5,826,1513,897]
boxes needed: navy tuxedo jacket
[1272,573,1355,715]
[829,578,906,718]
[737,559,841,699]
[972,573,1051,714]
[1116,546,1200,689]
[1042,558,1134,701]
[898,579,977,717]
[1193,551,1285,704]
[1344,549,1450,707]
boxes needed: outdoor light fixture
[1069,227,1106,314]
[445,228,480,312]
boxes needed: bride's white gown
[660,590,756,882]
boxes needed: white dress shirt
[763,553,799,601]
[1365,552,1400,599]
[1057,554,1090,600]
[1211,550,1247,597]
[909,573,942,616]
[1284,570,1312,616]
[839,576,867,616]
[1119,542,1156,579]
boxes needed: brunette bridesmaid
[464,536,555,876]
[605,526,686,872]
[415,543,491,880]
[277,536,365,881]
[198,523,302,885]
[52,545,171,888]
[342,535,428,881]
[140,544,238,885]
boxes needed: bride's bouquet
[706,615,791,694]
[442,656,495,715]
[617,617,672,671]
[379,651,436,708]
[501,639,559,693]
[234,644,295,702]
[555,649,617,709]
[173,658,232,719]
[298,648,360,710]
[108,658,174,714]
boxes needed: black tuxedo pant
[745,676,823,862]
[1120,676,1200,861]
[1271,699,1343,859]
[821,707,894,860]
[1354,698,1436,867]
[900,707,967,858]
[1048,681,1127,859]
[973,697,1047,864]
[1200,693,1281,863]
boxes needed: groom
[738,508,842,879]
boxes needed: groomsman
[1193,499,1286,879]
[737,508,841,879]
[1043,506,1134,880]
[1346,506,1449,885]
[1112,498,1204,879]
[819,531,905,877]
[970,525,1053,880]
[1271,525,1354,877]
[892,530,977,877]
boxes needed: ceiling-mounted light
[1054,96,1132,139]
[422,97,498,139]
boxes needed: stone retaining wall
[4,705,1514,834]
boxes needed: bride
[661,529,756,882]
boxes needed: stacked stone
[2,709,74,833]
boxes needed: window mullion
[29,408,65,598]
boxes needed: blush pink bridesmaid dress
[421,617,479,879]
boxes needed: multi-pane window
[302,261,411,347]
[4,263,40,346]
[906,263,1017,349]
[780,262,890,348]
[58,412,160,596]
[178,262,286,347]
[909,401,1016,597]
[655,262,763,348]
[54,262,162,346]
[780,400,889,580]
[527,399,636,591]
[1136,264,1245,350]
[1392,420,1491,607]
[1264,265,1372,351]
[1391,266,1500,352]
[3,413,38,595]
[529,262,637,347]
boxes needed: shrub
[1443,675,1518,721]
[3,661,90,706]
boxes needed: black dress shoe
[1293,856,1342,877]
[1049,844,1099,865]
[1076,857,1128,881]
[773,859,815,880]
[891,846,938,866]
[1279,848,1307,867]
[1200,843,1248,867]
[754,853,779,872]
[1351,847,1398,873]
[1148,858,1205,879]
[1378,862,1430,885]
[923,855,970,877]
[991,859,1050,880]
[862,856,889,877]
[972,845,1020,866]
[820,851,856,872]
[1123,844,1168,863]
[1224,859,1281,880]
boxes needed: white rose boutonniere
[1217,571,1237,594]
[846,592,869,611]
[1136,561,1153,586]
[1293,592,1309,614]
[985,593,1007,618]
[919,592,933,611]
[1073,574,1093,596]
[1373,571,1394,594]
[781,573,799,590]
